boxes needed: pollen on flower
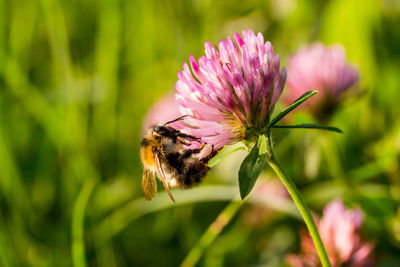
[223,113,246,140]
[175,30,287,149]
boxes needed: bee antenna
[164,115,188,126]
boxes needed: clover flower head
[175,30,287,148]
[287,199,375,267]
[285,43,359,116]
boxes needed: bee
[140,115,217,202]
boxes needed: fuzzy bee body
[140,116,216,202]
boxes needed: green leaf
[208,145,246,168]
[238,134,268,199]
[272,124,343,133]
[269,90,318,128]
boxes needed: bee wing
[142,169,157,201]
[155,152,176,202]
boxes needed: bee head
[152,125,173,137]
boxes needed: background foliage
[0,0,399,266]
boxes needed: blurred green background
[0,0,400,266]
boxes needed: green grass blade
[208,145,246,167]
[72,179,97,267]
[180,199,242,267]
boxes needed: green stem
[266,132,332,267]
[180,199,243,267]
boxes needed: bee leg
[180,148,203,159]
[200,145,219,163]
[177,136,192,146]
[177,132,201,140]
[177,135,205,148]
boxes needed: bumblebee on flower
[140,30,288,201]
[142,30,344,267]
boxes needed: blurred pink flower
[141,92,182,135]
[285,43,359,119]
[287,199,375,267]
[251,178,289,201]
[243,178,290,227]
[175,30,287,148]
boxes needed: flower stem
[266,132,332,267]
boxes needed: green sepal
[269,90,318,128]
[272,124,342,133]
